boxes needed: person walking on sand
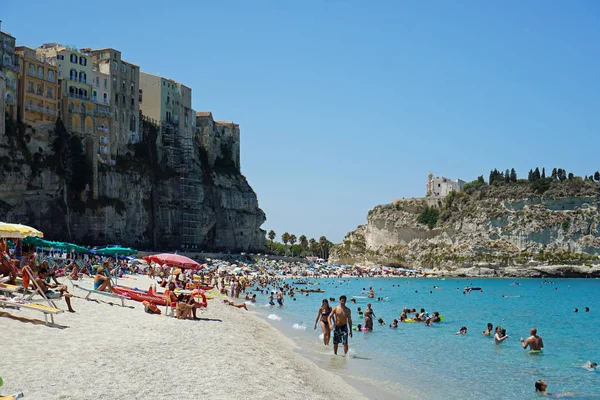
[328,295,352,355]
[521,328,543,351]
[314,299,332,345]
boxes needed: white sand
[0,275,365,399]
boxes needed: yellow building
[36,43,95,135]
[15,46,59,126]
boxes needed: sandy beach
[0,275,365,400]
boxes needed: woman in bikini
[314,299,332,345]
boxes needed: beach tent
[0,222,43,238]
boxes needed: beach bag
[143,301,161,315]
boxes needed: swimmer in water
[483,322,493,336]
[582,361,598,371]
[534,380,575,397]
[495,327,509,344]
[521,328,543,351]
[390,319,398,328]
[456,326,467,335]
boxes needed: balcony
[68,76,88,84]
[5,80,17,90]
[99,136,109,143]
[26,104,57,116]
[68,92,91,101]
[97,127,110,134]
[95,105,111,116]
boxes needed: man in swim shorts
[328,295,352,355]
[521,327,543,351]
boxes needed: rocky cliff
[330,181,600,276]
[0,115,266,251]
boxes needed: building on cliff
[88,47,140,156]
[15,46,59,126]
[196,112,241,172]
[426,171,465,197]
[90,67,112,163]
[0,22,18,120]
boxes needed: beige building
[0,23,18,120]
[36,43,95,136]
[426,171,465,197]
[139,72,181,126]
[89,48,140,154]
[15,46,59,126]
[91,67,112,163]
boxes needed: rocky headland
[330,179,600,277]
[0,115,266,251]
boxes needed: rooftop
[196,111,213,118]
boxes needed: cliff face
[0,116,266,251]
[330,181,600,274]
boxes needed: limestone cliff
[330,181,600,275]
[0,116,266,251]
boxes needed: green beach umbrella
[95,246,138,256]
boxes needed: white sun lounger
[73,283,127,307]
[0,298,63,325]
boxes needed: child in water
[268,293,275,306]
[456,326,467,335]
[390,319,398,328]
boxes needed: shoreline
[0,275,365,400]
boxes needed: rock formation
[0,115,266,251]
[330,181,600,276]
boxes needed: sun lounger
[73,283,127,307]
[0,298,63,325]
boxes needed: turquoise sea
[250,278,600,399]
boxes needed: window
[103,78,107,89]
[82,104,87,114]
[115,111,118,121]
[70,54,78,63]
[58,70,61,77]
[122,63,126,73]
[115,93,118,105]
[48,70,54,82]
[96,77,99,87]
[70,69,77,80]
[93,90,97,100]
[37,83,43,96]
[103,93,108,104]
[28,82,34,93]
[47,87,53,99]
[122,111,125,123]
[113,61,117,71]
[138,89,143,103]
[57,54,64,60]
[130,115,136,132]
[38,67,43,79]
[130,98,134,107]
[80,57,87,66]
[122,79,125,90]
[79,71,86,83]
[162,81,165,86]
[100,51,105,59]
[131,83,134,93]
[130,67,135,80]
[28,64,34,76]
[113,77,117,88]
[122,95,125,105]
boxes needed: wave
[267,314,282,321]
[292,323,307,330]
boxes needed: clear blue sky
[3,1,599,243]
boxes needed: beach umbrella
[144,253,200,269]
[95,246,138,256]
[0,222,43,238]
